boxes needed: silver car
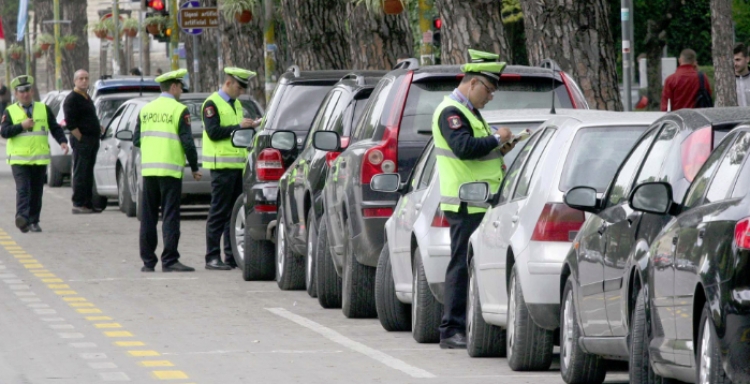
[460,111,663,367]
[43,90,72,187]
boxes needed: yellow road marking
[14,254,32,258]
[0,241,17,245]
[0,236,11,239]
[104,331,133,337]
[33,273,55,278]
[42,278,64,283]
[48,284,70,289]
[114,341,144,347]
[18,259,39,264]
[151,370,188,380]
[63,297,86,302]
[24,264,44,269]
[7,250,27,253]
[4,246,22,250]
[54,290,77,295]
[128,350,160,357]
[94,323,122,329]
[69,303,95,307]
[86,316,112,321]
[139,360,174,367]
[77,308,103,314]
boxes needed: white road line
[9,284,30,290]
[67,277,199,282]
[41,317,66,322]
[28,303,50,308]
[99,372,130,381]
[162,349,343,355]
[34,309,57,314]
[89,362,118,369]
[14,291,34,296]
[58,333,85,339]
[50,324,75,330]
[266,308,436,379]
[0,274,17,278]
[3,279,24,284]
[70,342,98,348]
[80,353,107,359]
[20,297,41,302]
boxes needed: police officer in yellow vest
[0,75,69,233]
[202,67,261,270]
[133,69,201,272]
[432,50,515,349]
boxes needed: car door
[105,105,135,188]
[394,144,435,261]
[95,105,127,193]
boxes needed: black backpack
[695,72,713,108]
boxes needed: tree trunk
[433,0,511,65]
[60,0,89,89]
[711,0,736,107]
[520,0,622,110]
[347,3,413,70]
[183,0,221,94]
[643,0,681,110]
[220,12,266,103]
[279,0,349,70]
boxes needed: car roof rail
[393,58,419,70]
[340,73,366,86]
[538,59,562,72]
[286,65,301,78]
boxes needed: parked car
[275,71,385,296]
[229,66,352,282]
[314,61,591,319]
[42,90,72,186]
[626,126,750,384]
[558,108,750,384]
[90,76,162,101]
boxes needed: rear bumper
[516,241,569,330]
[352,217,387,267]
[245,181,278,242]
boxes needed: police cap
[224,67,256,89]
[11,75,34,92]
[461,49,506,87]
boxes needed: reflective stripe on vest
[6,102,51,165]
[431,96,505,214]
[201,92,247,170]
[139,97,187,178]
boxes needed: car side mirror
[313,131,341,152]
[115,130,133,141]
[231,127,256,149]
[459,182,490,203]
[370,173,402,193]
[629,182,674,215]
[271,130,297,151]
[564,186,600,213]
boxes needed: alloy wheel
[507,273,516,361]
[277,219,285,277]
[412,268,419,331]
[117,173,125,207]
[306,230,314,288]
[562,290,574,369]
[235,205,245,263]
[699,318,711,384]
[467,271,476,340]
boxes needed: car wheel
[506,266,554,371]
[560,277,605,383]
[276,206,305,290]
[315,218,342,308]
[411,247,442,343]
[341,222,377,318]
[117,168,136,217]
[375,241,411,332]
[230,194,246,271]
[697,302,732,384]
[91,182,107,211]
[629,287,676,384]
[47,163,64,187]
[243,213,275,281]
[467,258,507,357]
[305,208,318,298]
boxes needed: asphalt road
[0,151,630,384]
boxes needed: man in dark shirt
[64,69,103,214]
[661,49,713,111]
[0,80,10,115]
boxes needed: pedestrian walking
[431,50,515,349]
[64,69,103,214]
[202,67,260,270]
[661,49,713,111]
[735,43,750,107]
[134,69,201,272]
[0,75,69,233]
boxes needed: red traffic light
[433,18,442,29]
[148,0,165,11]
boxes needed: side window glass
[606,128,658,207]
[635,122,679,184]
[683,132,737,208]
[704,132,750,204]
[407,144,431,189]
[732,140,750,198]
[498,132,542,204]
[417,147,437,190]
[104,107,126,139]
[513,128,555,200]
[118,105,135,132]
[305,91,340,148]
[324,93,347,132]
[353,79,393,140]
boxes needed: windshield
[96,98,130,127]
[559,126,649,193]
[181,98,262,134]
[266,85,331,132]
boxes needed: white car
[460,111,663,367]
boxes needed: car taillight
[326,137,350,167]
[362,207,394,218]
[531,203,586,242]
[255,204,277,213]
[431,209,450,228]
[560,72,578,109]
[681,126,712,182]
[257,148,285,181]
[500,74,521,81]
[735,218,750,250]
[362,72,413,184]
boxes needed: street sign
[179,4,219,32]
[179,1,203,35]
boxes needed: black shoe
[205,259,232,270]
[15,215,29,233]
[141,266,155,272]
[162,262,195,272]
[72,206,94,214]
[225,259,238,269]
[439,333,467,350]
[28,223,42,233]
[90,207,103,213]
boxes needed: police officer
[202,67,260,270]
[431,50,515,349]
[1,75,69,233]
[134,69,201,272]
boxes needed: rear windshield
[559,126,648,193]
[97,99,129,125]
[96,86,161,96]
[266,85,331,132]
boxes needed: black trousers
[11,165,46,225]
[70,135,100,208]
[140,176,183,268]
[439,205,485,339]
[205,169,243,263]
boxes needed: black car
[625,126,750,384]
[314,60,591,319]
[230,66,352,282]
[275,71,385,295]
[558,108,750,384]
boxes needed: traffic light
[432,17,442,49]
[147,0,165,12]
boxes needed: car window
[305,91,342,149]
[606,128,659,207]
[498,132,542,204]
[491,121,544,165]
[513,128,555,200]
[484,77,571,110]
[117,105,136,132]
[635,122,679,184]
[269,85,332,132]
[354,79,393,140]
[240,100,262,119]
[705,131,750,204]
[732,141,750,198]
[559,125,649,193]
[683,132,737,209]
[417,146,437,190]
[351,99,369,134]
[103,106,126,139]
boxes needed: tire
[276,206,305,290]
[91,182,107,211]
[467,259,507,357]
[506,266,554,371]
[696,302,732,384]
[560,277,605,383]
[411,247,442,343]
[117,168,136,217]
[48,163,64,187]
[375,241,411,332]
[305,208,318,298]
[230,194,246,271]
[630,288,678,384]
[316,219,342,308]
[341,222,377,319]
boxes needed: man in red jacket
[661,49,712,111]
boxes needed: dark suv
[314,61,591,318]
[230,67,352,282]
[275,71,385,295]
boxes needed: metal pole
[170,0,179,70]
[25,13,31,76]
[113,0,121,75]
[621,1,632,111]
[418,0,433,66]
[192,35,199,92]
[263,0,276,103]
[140,3,150,75]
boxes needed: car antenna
[549,63,557,115]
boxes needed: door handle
[415,203,422,211]
[104,147,109,151]
[511,215,519,223]
[492,221,500,228]
[627,213,638,226]
[116,144,121,149]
